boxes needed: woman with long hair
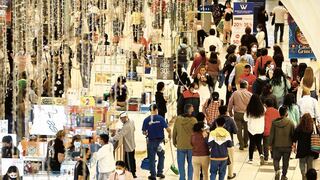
[273,45,284,68]
[67,134,82,160]
[270,68,291,106]
[3,166,21,180]
[245,94,265,165]
[293,113,319,180]
[297,67,319,100]
[223,54,237,105]
[282,93,300,127]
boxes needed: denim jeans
[147,140,165,177]
[177,149,193,180]
[272,147,291,176]
[210,160,228,180]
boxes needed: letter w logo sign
[240,4,248,10]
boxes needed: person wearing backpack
[48,130,66,174]
[177,37,193,70]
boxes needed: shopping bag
[140,157,157,170]
[311,123,320,153]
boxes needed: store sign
[30,105,67,136]
[288,15,315,59]
[231,2,254,45]
[157,56,174,80]
[198,5,213,12]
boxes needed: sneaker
[148,176,156,180]
[157,174,165,179]
[275,171,281,180]
[247,159,253,164]
[227,173,236,179]
[281,175,288,180]
[133,174,137,178]
[260,155,265,165]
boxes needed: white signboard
[30,105,67,136]
[231,2,254,46]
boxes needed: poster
[288,15,315,59]
[231,2,254,45]
[157,56,174,80]
[30,105,67,136]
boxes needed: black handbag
[271,15,275,25]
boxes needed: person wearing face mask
[3,166,21,180]
[68,135,82,160]
[111,112,137,178]
[255,24,266,51]
[74,147,91,180]
[108,161,134,180]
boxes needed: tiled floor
[133,0,320,179]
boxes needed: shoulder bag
[311,119,320,154]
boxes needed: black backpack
[178,45,188,63]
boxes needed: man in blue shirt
[142,104,171,180]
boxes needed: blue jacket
[207,127,232,160]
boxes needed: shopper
[253,68,270,96]
[253,48,274,77]
[245,94,265,165]
[212,0,224,30]
[67,134,82,160]
[202,92,223,125]
[1,135,19,158]
[110,76,128,107]
[210,105,237,179]
[238,65,257,93]
[207,47,221,92]
[271,68,291,106]
[269,106,295,180]
[223,2,233,45]
[155,82,167,119]
[240,26,258,54]
[177,83,200,116]
[297,67,319,100]
[282,93,300,127]
[272,1,288,44]
[286,58,299,96]
[223,53,237,105]
[306,168,318,180]
[111,112,137,178]
[293,113,319,180]
[74,147,90,180]
[191,122,210,180]
[228,57,248,91]
[108,161,134,180]
[190,50,207,78]
[194,65,214,107]
[3,166,21,180]
[174,63,191,100]
[203,29,222,54]
[177,37,193,70]
[260,83,278,109]
[95,134,116,180]
[297,87,320,122]
[47,130,66,174]
[257,6,269,48]
[228,80,252,150]
[207,117,232,180]
[236,46,254,67]
[142,104,171,180]
[173,104,197,180]
[263,98,280,161]
[273,45,284,68]
[255,24,266,50]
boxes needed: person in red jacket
[238,65,256,93]
[190,50,208,78]
[263,98,280,161]
[254,48,275,77]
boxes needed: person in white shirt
[297,87,320,123]
[272,1,288,43]
[256,24,266,49]
[203,29,223,54]
[94,134,116,180]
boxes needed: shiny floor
[134,0,320,179]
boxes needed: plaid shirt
[203,99,221,125]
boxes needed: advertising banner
[231,2,254,45]
[288,15,315,59]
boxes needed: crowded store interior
[0,0,319,179]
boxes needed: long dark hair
[3,166,20,180]
[69,134,81,150]
[271,68,286,86]
[209,52,218,64]
[261,83,272,96]
[297,113,313,133]
[283,93,296,110]
[246,94,265,118]
[273,45,283,57]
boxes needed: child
[207,117,232,180]
[108,161,134,180]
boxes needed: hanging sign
[157,56,174,80]
[231,2,254,45]
[288,15,315,59]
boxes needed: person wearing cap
[1,136,19,158]
[228,80,252,150]
[142,104,171,180]
[111,112,137,178]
